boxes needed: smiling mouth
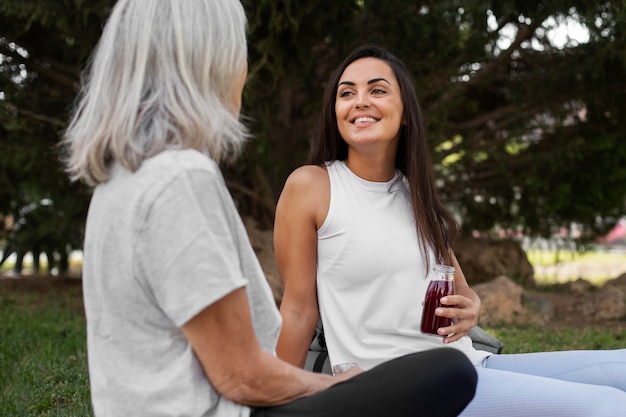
[352,117,379,124]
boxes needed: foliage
[1,0,626,247]
[0,1,102,250]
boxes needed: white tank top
[317,160,490,370]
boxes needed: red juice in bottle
[420,265,455,335]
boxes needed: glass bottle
[420,264,455,335]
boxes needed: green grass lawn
[527,247,626,268]
[528,248,626,286]
[1,247,625,414]
[0,282,91,417]
[486,325,626,353]
[1,277,625,415]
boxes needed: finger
[437,316,474,336]
[440,295,469,307]
[442,331,468,344]
[436,307,470,320]
[334,366,364,381]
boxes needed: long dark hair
[308,45,457,269]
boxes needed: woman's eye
[372,88,386,95]
[338,90,354,98]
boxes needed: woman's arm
[274,165,330,367]
[182,287,348,407]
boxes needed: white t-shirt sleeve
[135,167,248,327]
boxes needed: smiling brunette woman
[275,44,626,417]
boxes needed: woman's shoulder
[279,164,330,220]
[285,165,329,191]
[285,164,329,187]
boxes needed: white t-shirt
[316,160,491,371]
[82,149,281,417]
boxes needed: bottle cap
[433,264,455,278]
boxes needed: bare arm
[182,287,346,407]
[274,165,330,367]
[437,253,482,343]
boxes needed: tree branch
[428,21,541,114]
[0,101,66,128]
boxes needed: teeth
[354,117,378,124]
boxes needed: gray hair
[62,0,249,185]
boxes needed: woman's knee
[403,348,478,398]
[593,387,626,417]
[430,348,478,382]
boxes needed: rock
[567,278,595,295]
[592,286,626,321]
[562,276,626,322]
[454,238,535,286]
[473,276,535,326]
[578,281,626,321]
[577,287,623,321]
[523,292,555,321]
[606,273,626,295]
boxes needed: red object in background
[605,221,626,243]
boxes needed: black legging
[252,347,477,417]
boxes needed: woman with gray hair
[63,1,477,416]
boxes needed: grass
[1,246,625,414]
[0,278,626,417]
[528,248,626,286]
[526,248,626,267]
[0,283,92,417]
[1,279,625,415]
[485,325,626,353]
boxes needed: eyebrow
[337,77,392,87]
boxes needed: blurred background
[3,3,626,414]
[1,0,625,286]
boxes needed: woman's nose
[355,92,370,108]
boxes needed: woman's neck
[344,151,396,182]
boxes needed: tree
[243,0,626,240]
[1,0,625,256]
[0,2,110,264]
